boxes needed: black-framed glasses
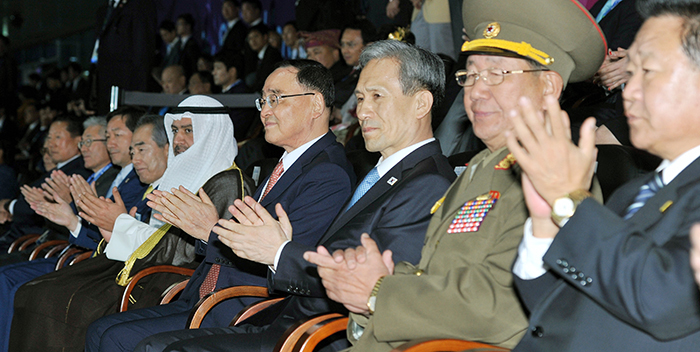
[78,138,107,149]
[255,93,315,111]
[455,68,550,87]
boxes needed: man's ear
[229,67,238,80]
[541,71,564,98]
[311,93,324,119]
[414,90,434,121]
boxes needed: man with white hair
[9,96,252,352]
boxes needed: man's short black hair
[637,0,700,68]
[223,0,240,7]
[242,0,262,11]
[213,52,245,77]
[275,60,335,108]
[107,106,146,133]
[249,23,269,36]
[53,115,83,138]
[177,13,195,29]
[283,21,298,31]
[342,20,377,46]
[192,70,214,85]
[159,20,176,32]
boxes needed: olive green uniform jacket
[347,147,529,351]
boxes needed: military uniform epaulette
[494,153,516,170]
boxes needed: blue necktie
[345,168,380,211]
[623,172,664,220]
[596,0,623,22]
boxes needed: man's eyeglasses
[78,138,107,149]
[455,68,549,87]
[255,93,315,111]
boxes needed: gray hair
[83,116,107,132]
[638,0,700,68]
[359,40,445,110]
[135,114,169,148]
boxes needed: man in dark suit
[244,24,283,93]
[159,20,181,70]
[176,14,201,79]
[507,1,700,350]
[85,60,355,352]
[95,0,157,115]
[129,42,455,352]
[212,52,256,140]
[0,116,92,250]
[219,0,248,58]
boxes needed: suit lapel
[319,141,442,244]
[257,132,336,207]
[625,156,700,238]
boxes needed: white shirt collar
[180,35,190,46]
[278,134,326,173]
[227,18,239,29]
[257,44,268,60]
[249,18,262,26]
[656,143,700,185]
[374,138,435,178]
[56,154,80,170]
[221,79,242,93]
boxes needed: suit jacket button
[531,326,544,338]
[557,259,569,268]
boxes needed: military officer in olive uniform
[305,0,607,350]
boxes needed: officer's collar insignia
[387,177,398,186]
[494,153,516,170]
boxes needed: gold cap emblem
[483,22,500,39]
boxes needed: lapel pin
[659,200,673,213]
[387,177,397,186]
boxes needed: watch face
[368,296,377,313]
[554,198,575,217]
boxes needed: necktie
[261,161,284,200]
[199,263,221,298]
[595,0,623,22]
[142,185,155,201]
[623,172,664,220]
[345,168,380,211]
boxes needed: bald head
[161,65,187,94]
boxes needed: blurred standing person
[93,0,157,115]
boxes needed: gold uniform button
[414,270,424,276]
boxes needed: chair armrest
[160,279,190,305]
[44,242,70,259]
[55,247,86,270]
[119,265,196,312]
[275,313,349,352]
[28,240,68,260]
[69,251,95,265]
[7,234,40,253]
[231,297,285,327]
[187,285,270,329]
[391,339,510,352]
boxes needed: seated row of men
[3,0,700,351]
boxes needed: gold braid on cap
[461,39,554,66]
[388,27,407,42]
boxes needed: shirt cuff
[8,199,17,215]
[70,216,82,237]
[512,217,554,280]
[269,240,291,274]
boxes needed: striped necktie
[623,172,664,220]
